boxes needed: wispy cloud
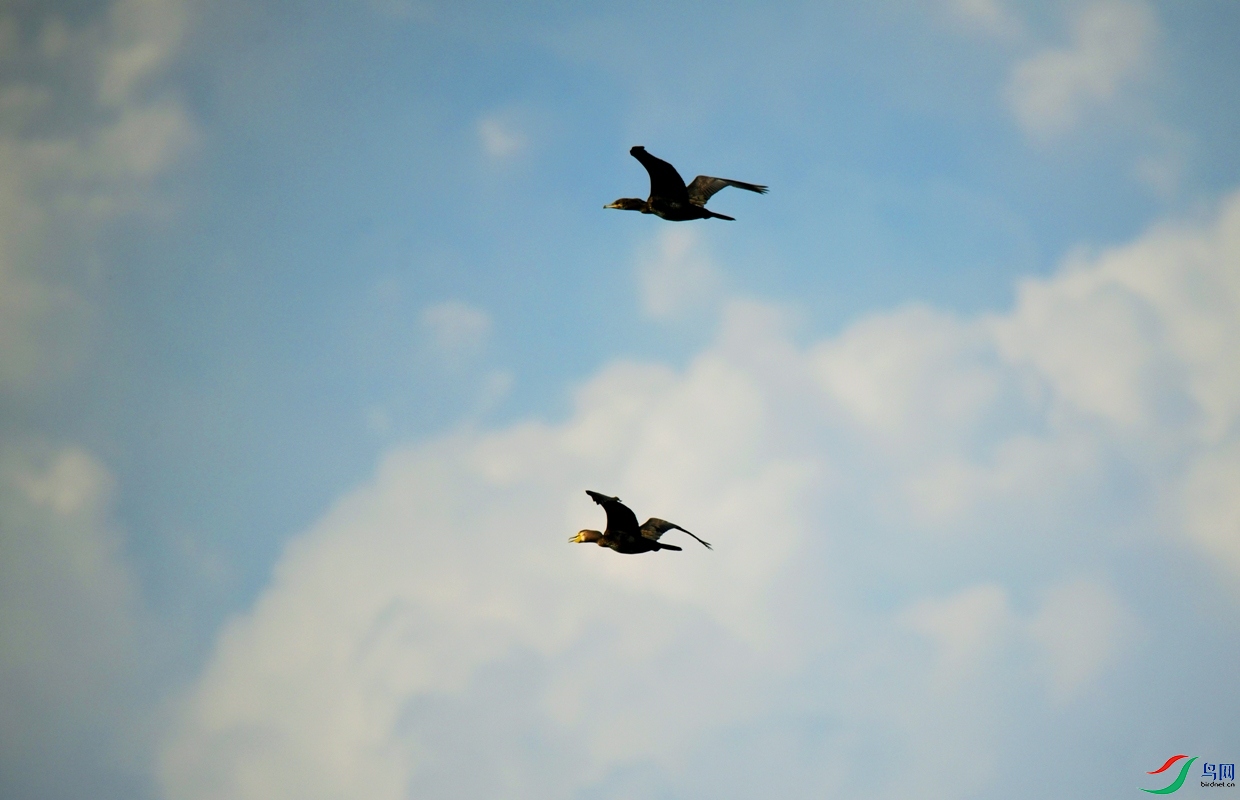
[636,228,722,319]
[1006,1,1155,139]
[1027,578,1137,701]
[941,0,1023,39]
[97,0,187,106]
[420,300,493,358]
[0,0,195,393]
[0,3,193,794]
[0,448,151,796]
[477,115,526,160]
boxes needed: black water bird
[570,490,712,554]
[605,146,767,221]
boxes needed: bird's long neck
[607,198,649,213]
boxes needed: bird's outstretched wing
[640,517,712,549]
[630,146,691,204]
[686,176,768,207]
[586,490,640,538]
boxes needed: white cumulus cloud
[160,190,1240,800]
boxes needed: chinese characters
[1203,763,1236,782]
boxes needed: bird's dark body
[647,197,720,222]
[605,146,767,222]
[602,535,670,555]
[571,490,712,555]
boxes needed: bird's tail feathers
[656,542,683,551]
[706,209,735,221]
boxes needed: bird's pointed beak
[568,533,580,543]
[603,202,619,210]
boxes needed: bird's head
[569,529,603,545]
[604,198,646,212]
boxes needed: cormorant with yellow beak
[570,490,712,554]
[605,146,767,222]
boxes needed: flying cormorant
[605,146,767,221]
[569,490,712,554]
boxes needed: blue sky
[2,1,1239,799]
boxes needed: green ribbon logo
[1141,756,1197,794]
